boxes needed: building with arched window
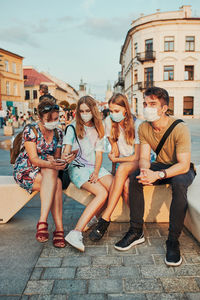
[119,5,200,118]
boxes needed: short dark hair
[39,84,48,93]
[37,98,58,121]
[144,87,169,106]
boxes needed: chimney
[180,5,192,18]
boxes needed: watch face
[159,171,165,178]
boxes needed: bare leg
[32,168,58,242]
[75,174,113,231]
[123,178,130,207]
[50,178,64,231]
[102,161,139,221]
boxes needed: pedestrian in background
[39,84,56,103]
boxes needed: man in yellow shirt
[115,87,196,266]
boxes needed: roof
[23,68,54,86]
[0,48,24,59]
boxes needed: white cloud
[81,14,137,42]
[0,26,39,47]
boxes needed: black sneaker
[89,218,110,241]
[165,239,182,267]
[114,228,145,251]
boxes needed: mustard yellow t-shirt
[138,116,191,165]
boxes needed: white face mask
[44,121,59,130]
[143,107,160,122]
[80,112,93,123]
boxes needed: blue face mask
[110,111,125,123]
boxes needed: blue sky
[0,0,199,100]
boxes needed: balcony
[136,51,156,63]
[137,81,154,91]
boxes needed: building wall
[121,6,200,118]
[0,49,25,113]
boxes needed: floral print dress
[13,123,63,194]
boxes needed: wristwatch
[158,169,167,180]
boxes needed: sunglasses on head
[42,105,59,113]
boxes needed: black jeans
[129,162,196,240]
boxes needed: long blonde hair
[108,93,134,145]
[76,96,104,139]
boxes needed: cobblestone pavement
[0,120,200,299]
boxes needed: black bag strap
[155,119,184,156]
[65,124,82,155]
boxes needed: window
[186,36,195,51]
[145,39,153,52]
[144,67,153,88]
[183,96,193,115]
[6,81,10,95]
[168,97,174,115]
[5,60,9,72]
[134,70,138,84]
[33,90,37,99]
[184,66,194,80]
[12,62,16,73]
[25,90,30,100]
[164,36,174,51]
[14,83,18,96]
[164,66,174,80]
[134,42,138,56]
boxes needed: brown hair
[108,93,134,145]
[76,96,104,139]
[37,98,59,121]
[39,84,48,94]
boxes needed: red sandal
[53,230,66,248]
[36,222,49,243]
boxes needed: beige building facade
[120,5,200,118]
[0,48,25,114]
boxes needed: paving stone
[76,266,108,279]
[143,228,161,237]
[195,277,200,288]
[92,256,122,266]
[88,279,123,293]
[140,265,175,277]
[36,258,62,268]
[30,268,43,280]
[123,255,154,266]
[161,277,199,293]
[183,253,200,264]
[146,293,187,300]
[42,267,76,279]
[186,292,200,300]
[152,254,166,265]
[20,296,29,300]
[84,246,108,256]
[52,279,87,294]
[40,248,51,258]
[68,294,105,300]
[174,265,200,276]
[137,242,165,255]
[28,296,39,300]
[108,294,146,300]
[24,280,54,295]
[62,256,91,267]
[0,297,21,300]
[124,278,163,293]
[108,245,137,255]
[109,266,140,278]
[48,247,70,258]
[38,295,67,300]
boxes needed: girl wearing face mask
[62,96,113,252]
[14,99,67,248]
[89,93,141,242]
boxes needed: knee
[99,187,108,201]
[41,168,58,181]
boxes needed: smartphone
[55,159,66,163]
[71,149,79,155]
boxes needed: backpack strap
[155,119,184,156]
[20,124,38,152]
[65,124,82,155]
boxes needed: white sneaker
[65,230,85,252]
[83,216,98,232]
